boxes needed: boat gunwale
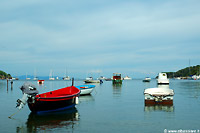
[36,92,80,100]
[35,86,80,100]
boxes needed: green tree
[0,70,12,79]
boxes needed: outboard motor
[16,82,39,110]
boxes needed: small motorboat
[97,76,106,80]
[143,77,151,82]
[16,81,80,114]
[84,77,103,84]
[144,85,174,105]
[76,85,95,95]
[63,76,71,80]
[123,75,132,80]
[157,73,169,84]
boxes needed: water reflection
[26,107,79,132]
[112,84,122,98]
[144,105,174,112]
[79,95,95,103]
[177,80,200,98]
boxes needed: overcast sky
[1,0,200,78]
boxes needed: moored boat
[84,77,102,83]
[76,85,95,95]
[49,70,55,80]
[112,73,123,84]
[63,76,71,80]
[37,80,44,84]
[16,81,80,114]
[97,76,106,80]
[143,77,151,82]
[123,75,132,80]
[144,85,174,105]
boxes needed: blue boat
[76,85,95,95]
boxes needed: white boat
[26,73,31,80]
[123,76,132,80]
[97,76,106,80]
[76,85,95,95]
[157,73,169,84]
[63,68,71,80]
[86,77,93,80]
[63,76,71,80]
[143,77,151,82]
[49,70,55,80]
[33,77,38,80]
[84,77,102,83]
[192,75,200,80]
[144,85,174,105]
[33,69,38,80]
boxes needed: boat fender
[75,97,79,104]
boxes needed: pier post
[11,80,13,90]
[7,79,8,91]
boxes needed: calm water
[0,79,200,133]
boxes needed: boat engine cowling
[16,82,39,110]
[20,82,39,95]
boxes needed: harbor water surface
[0,79,200,133]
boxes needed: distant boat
[33,69,38,80]
[16,82,80,113]
[33,77,38,80]
[105,78,112,81]
[63,76,70,80]
[143,77,151,82]
[112,73,123,84]
[37,80,44,84]
[144,85,174,105]
[63,68,71,80]
[157,73,169,85]
[97,76,106,80]
[26,73,31,80]
[76,85,95,95]
[49,70,55,80]
[86,77,93,80]
[123,76,132,80]
[84,77,102,83]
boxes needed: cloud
[1,0,200,77]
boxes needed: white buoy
[75,97,79,104]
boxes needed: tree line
[165,65,200,78]
[0,70,12,79]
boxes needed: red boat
[37,80,44,84]
[17,81,80,114]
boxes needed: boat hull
[144,94,173,105]
[145,99,173,105]
[84,80,100,83]
[28,96,77,113]
[76,85,95,95]
[27,86,80,113]
[112,79,122,84]
[80,88,93,95]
